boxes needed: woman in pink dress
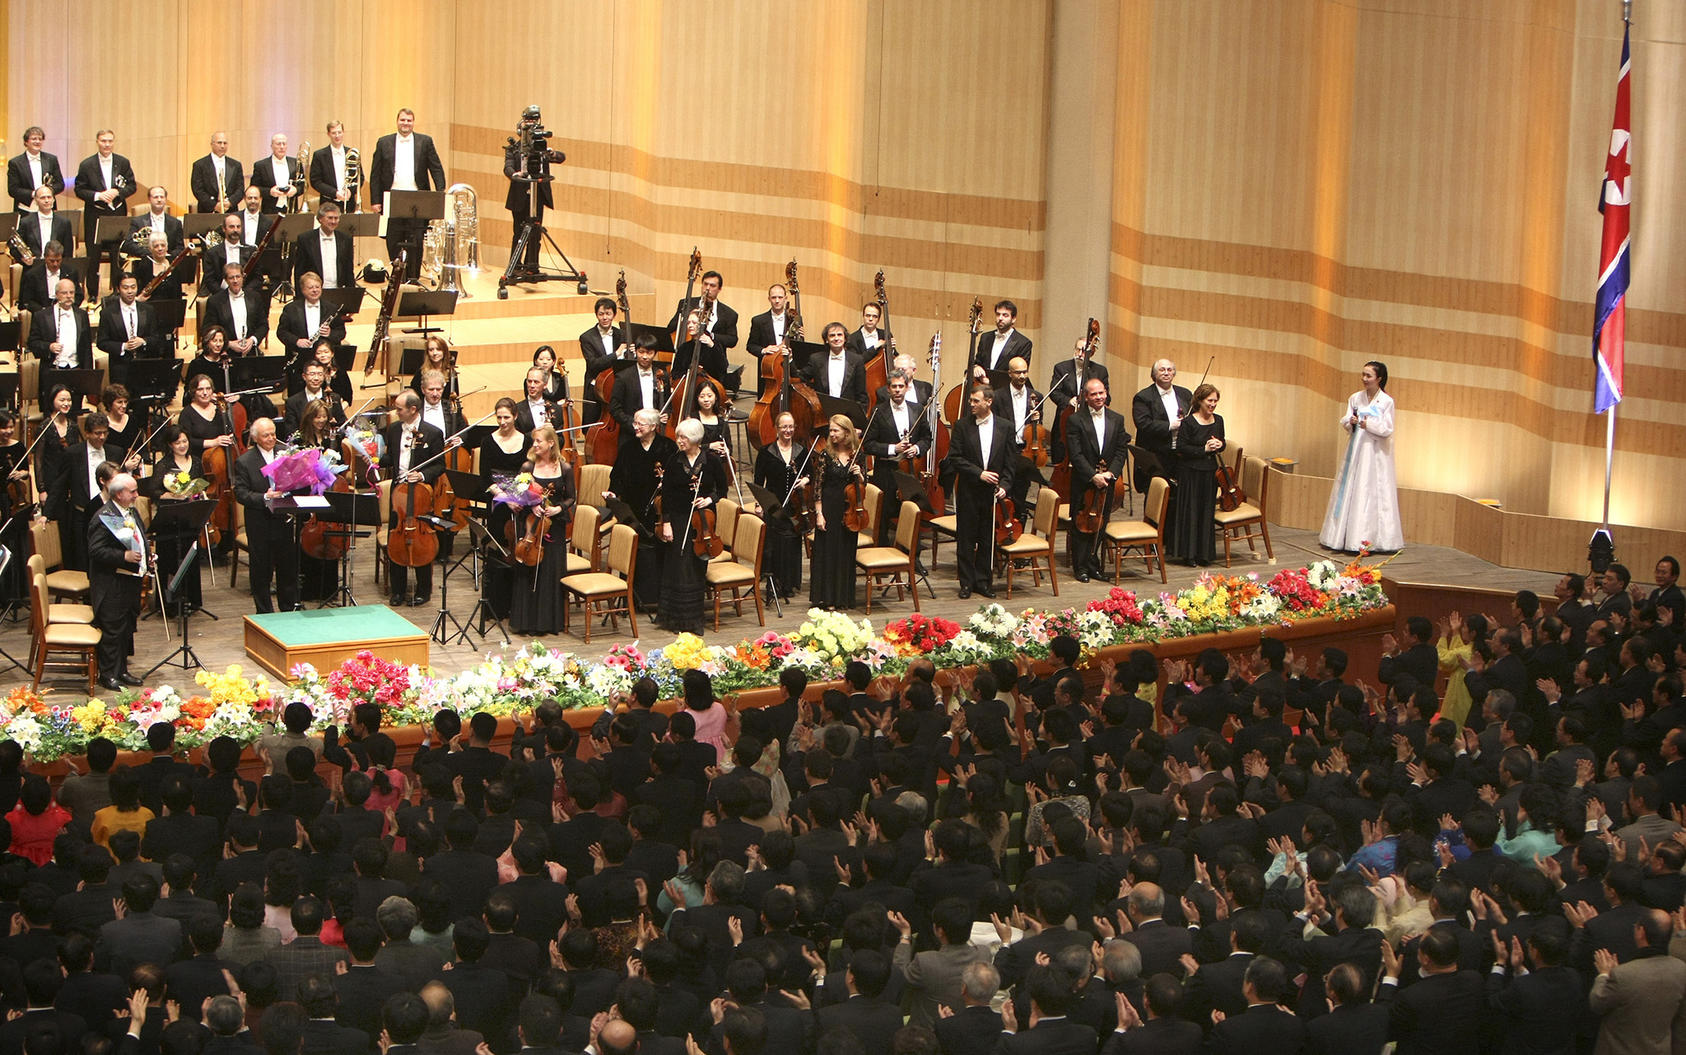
[682,670,730,758]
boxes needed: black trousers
[247,523,300,613]
[508,199,544,269]
[384,220,425,280]
[953,493,995,591]
[388,559,432,599]
[92,575,140,677]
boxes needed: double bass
[588,270,633,464]
[747,260,821,445]
[1048,317,1099,503]
[944,298,985,425]
[861,270,894,407]
[666,248,726,436]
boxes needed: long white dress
[1319,388,1403,552]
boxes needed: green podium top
[244,605,425,647]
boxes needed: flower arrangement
[161,470,212,498]
[261,447,339,495]
[789,609,875,668]
[492,472,547,509]
[882,614,961,656]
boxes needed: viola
[1075,474,1130,534]
[995,497,1023,545]
[386,475,439,568]
[841,454,869,533]
[1022,399,1052,468]
[513,485,556,567]
[1217,445,1247,512]
[690,505,724,559]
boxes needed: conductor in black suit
[291,203,356,291]
[802,322,869,406]
[666,270,740,352]
[1066,378,1130,582]
[942,385,1013,599]
[199,264,269,353]
[28,277,93,368]
[7,126,64,212]
[1130,358,1192,493]
[369,109,447,278]
[971,299,1032,377]
[95,275,162,385]
[74,130,137,304]
[188,132,244,214]
[16,185,75,259]
[504,105,566,274]
[380,391,448,606]
[232,418,302,614]
[87,472,147,690]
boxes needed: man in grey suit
[896,899,992,1028]
[1587,909,1686,1055]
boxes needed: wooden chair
[711,499,740,565]
[576,463,611,511]
[30,571,99,692]
[855,500,922,614]
[705,513,766,630]
[561,523,638,643]
[927,510,958,567]
[1103,476,1170,583]
[854,484,884,549]
[25,554,94,625]
[373,480,393,587]
[564,504,601,576]
[229,502,250,585]
[1001,485,1060,599]
[1213,455,1274,566]
[29,519,90,602]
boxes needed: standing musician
[408,335,458,400]
[478,399,531,540]
[1130,358,1192,494]
[251,134,303,215]
[292,401,344,603]
[506,425,576,637]
[993,355,1041,524]
[17,241,81,313]
[124,185,185,257]
[1066,378,1130,582]
[971,299,1032,379]
[291,203,354,290]
[73,130,136,305]
[667,269,740,356]
[133,233,189,303]
[752,411,809,600]
[87,472,147,690]
[862,373,932,544]
[18,184,74,260]
[236,186,271,247]
[199,263,268,354]
[802,322,869,405]
[513,367,560,435]
[144,426,205,614]
[49,411,132,572]
[418,369,466,439]
[381,391,446,607]
[309,121,359,212]
[281,360,347,438]
[100,387,144,468]
[532,345,568,403]
[232,418,302,613]
[369,108,446,278]
[845,301,893,360]
[0,412,31,609]
[672,310,728,389]
[603,409,675,615]
[1049,334,1112,415]
[745,283,796,395]
[578,304,629,426]
[28,278,93,368]
[872,354,932,410]
[95,274,160,385]
[302,339,353,404]
[8,125,64,212]
[199,214,252,294]
[189,132,243,214]
[657,419,727,635]
[503,104,566,276]
[942,386,1013,600]
[808,415,865,611]
[608,336,671,441]
[277,273,348,365]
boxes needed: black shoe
[99,676,122,692]
[118,672,144,687]
[957,587,972,599]
[410,594,429,607]
[1076,572,1091,583]
[975,586,996,598]
[389,594,405,607]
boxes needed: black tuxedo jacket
[27,303,93,367]
[8,151,65,210]
[16,211,75,258]
[199,242,258,294]
[745,309,798,359]
[668,297,740,349]
[941,413,1014,509]
[95,296,162,360]
[609,368,671,432]
[380,421,446,486]
[125,213,185,256]
[249,155,304,213]
[276,297,348,354]
[513,398,563,435]
[200,289,270,346]
[233,447,299,542]
[291,229,355,288]
[18,260,82,311]
[872,379,934,410]
[1130,383,1192,488]
[972,328,1032,373]
[309,145,359,208]
[862,397,933,462]
[189,154,245,213]
[579,324,630,378]
[369,133,447,201]
[802,351,869,405]
[73,153,137,239]
[844,326,893,360]
[280,390,347,438]
[48,442,113,521]
[1066,407,1130,507]
[1049,359,1111,406]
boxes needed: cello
[748,260,821,445]
[200,394,246,546]
[1048,317,1099,502]
[589,269,633,465]
[861,270,894,408]
[944,298,984,425]
[667,249,726,436]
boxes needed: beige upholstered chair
[1001,485,1060,599]
[1104,476,1170,583]
[1213,455,1274,567]
[855,500,922,614]
[562,523,638,643]
[706,513,766,630]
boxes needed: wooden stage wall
[8,0,1685,567]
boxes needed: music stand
[231,355,287,395]
[0,215,17,242]
[319,287,364,320]
[93,215,131,250]
[743,482,790,618]
[785,338,826,379]
[464,517,511,645]
[0,374,19,412]
[0,320,20,355]
[416,513,470,645]
[144,498,217,675]
[384,190,444,279]
[499,172,588,299]
[816,393,867,431]
[321,488,382,607]
[338,214,379,239]
[627,322,676,356]
[0,541,21,672]
[40,367,104,410]
[150,298,187,342]
[601,497,649,542]
[125,359,184,423]
[183,214,224,239]
[396,289,458,338]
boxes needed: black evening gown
[295,440,340,602]
[754,442,805,598]
[106,414,144,463]
[145,454,205,613]
[508,468,571,636]
[808,453,859,609]
[478,434,531,620]
[611,435,675,614]
[659,451,725,634]
[1168,415,1224,565]
[38,420,78,567]
[0,441,29,608]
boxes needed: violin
[513,485,556,567]
[678,461,725,559]
[1075,474,1130,534]
[841,453,869,534]
[1021,389,1052,468]
[994,497,1022,545]
[1216,445,1247,512]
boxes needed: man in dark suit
[48,410,122,572]
[331,921,408,1042]
[1130,359,1192,493]
[381,391,447,605]
[608,336,671,435]
[934,962,1004,1055]
[503,105,567,274]
[297,974,369,1055]
[233,417,303,613]
[1376,925,1483,1055]
[513,366,563,435]
[971,299,1032,377]
[280,361,347,439]
[8,125,65,211]
[998,965,1100,1055]
[28,276,93,368]
[199,213,254,295]
[199,263,269,353]
[291,203,356,291]
[251,133,305,215]
[861,372,932,544]
[86,471,146,689]
[189,132,244,214]
[124,185,186,257]
[815,950,904,1053]
[992,356,1044,522]
[417,369,467,441]
[310,121,361,213]
[94,874,181,977]
[942,384,1013,599]
[369,108,447,277]
[745,282,799,394]
[1066,377,1129,581]
[276,273,349,369]
[666,268,740,353]
[1204,958,1307,1054]
[803,321,869,406]
[844,301,893,361]
[95,275,161,386]
[17,184,75,259]
[74,130,137,304]
[1118,884,1194,979]
[579,299,631,391]
[17,242,81,312]
[1048,333,1111,413]
[1106,974,1202,1055]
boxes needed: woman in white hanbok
[1319,361,1403,553]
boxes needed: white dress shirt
[302,300,322,339]
[1157,385,1180,447]
[212,156,227,193]
[53,307,78,366]
[228,292,248,340]
[331,145,347,191]
[1008,385,1029,441]
[398,425,418,474]
[392,135,417,191]
[27,153,44,190]
[422,400,447,435]
[827,354,847,398]
[637,370,655,410]
[318,232,339,287]
[98,156,114,193]
[121,301,138,340]
[148,211,167,237]
[989,329,1013,369]
[242,211,261,245]
[85,445,106,496]
[34,212,53,249]
[1091,409,1108,449]
[525,398,550,426]
[270,156,289,196]
[887,402,912,455]
[771,312,787,343]
[596,327,616,360]
[861,328,880,351]
[976,415,995,463]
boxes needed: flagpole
[1590,0,1631,575]
[1602,405,1615,533]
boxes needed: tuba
[419,183,479,296]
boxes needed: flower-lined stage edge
[2,556,1391,762]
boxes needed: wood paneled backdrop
[8,0,1684,563]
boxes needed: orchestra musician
[845,301,894,360]
[7,125,64,212]
[299,339,353,404]
[752,411,808,600]
[17,241,81,312]
[27,278,93,369]
[802,322,869,405]
[291,202,355,291]
[671,309,728,390]
[861,373,932,544]
[532,345,569,404]
[608,336,671,441]
[745,283,797,396]
[133,233,189,303]
[99,387,144,467]
[602,408,675,615]
[144,425,205,615]
[408,336,458,401]
[657,419,727,634]
[1049,334,1112,412]
[277,273,348,365]
[48,411,130,572]
[189,131,243,214]
[0,411,30,610]
[693,382,730,461]
[478,397,531,551]
[292,400,343,603]
[199,264,269,355]
[17,184,74,260]
[94,275,160,385]
[513,367,560,435]
[199,214,251,295]
[418,369,467,440]
[232,418,303,613]
[124,185,185,257]
[381,391,447,607]
[236,186,270,247]
[73,130,136,304]
[87,471,147,690]
[971,299,1032,380]
[1130,358,1192,494]
[871,354,932,410]
[251,134,303,215]
[942,385,1013,600]
[1066,378,1130,582]
[35,386,80,511]
[280,360,347,439]
[507,425,576,637]
[809,414,865,611]
[309,121,359,213]
[993,356,1041,524]
[666,269,739,355]
[369,108,446,278]
[579,301,629,423]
